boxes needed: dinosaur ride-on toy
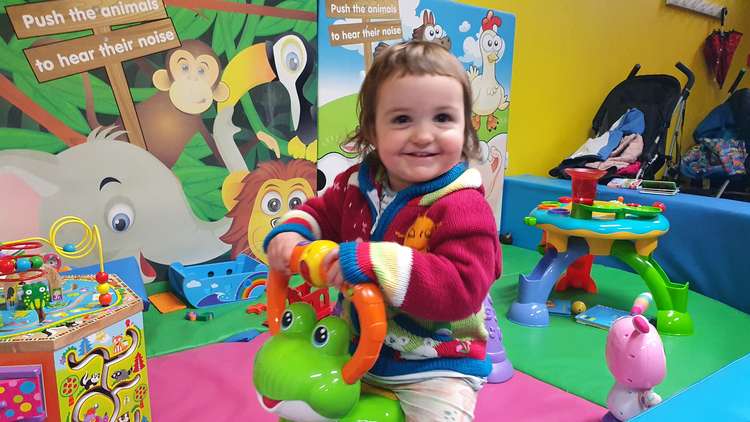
[253,240,405,421]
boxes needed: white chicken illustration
[468,11,508,132]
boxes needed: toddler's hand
[267,232,306,275]
[322,247,344,290]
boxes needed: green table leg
[611,241,694,336]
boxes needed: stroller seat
[550,63,694,183]
[680,87,750,200]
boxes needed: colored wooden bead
[30,255,44,268]
[16,258,31,272]
[0,259,15,274]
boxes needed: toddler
[265,41,502,422]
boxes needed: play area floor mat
[149,335,608,422]
[493,245,750,407]
[143,281,267,357]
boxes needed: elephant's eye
[312,325,329,347]
[281,310,294,330]
[107,203,135,233]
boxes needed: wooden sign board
[24,18,179,82]
[7,0,177,149]
[325,0,399,19]
[7,0,169,39]
[329,20,402,46]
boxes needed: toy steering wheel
[266,240,387,385]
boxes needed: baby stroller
[680,68,750,200]
[550,63,695,183]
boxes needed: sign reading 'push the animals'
[326,0,401,70]
[7,0,181,149]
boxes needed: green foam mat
[143,281,268,357]
[493,245,750,406]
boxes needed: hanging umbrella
[704,29,743,88]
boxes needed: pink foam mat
[148,336,607,421]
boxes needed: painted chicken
[468,11,509,132]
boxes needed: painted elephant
[0,127,230,281]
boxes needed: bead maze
[507,168,693,335]
[0,216,152,422]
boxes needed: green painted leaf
[172,152,205,169]
[0,37,29,73]
[303,63,317,106]
[236,0,264,49]
[292,20,317,41]
[188,190,227,221]
[186,197,209,220]
[255,15,296,37]
[173,165,228,186]
[174,162,229,222]
[167,7,217,40]
[12,73,89,133]
[242,141,276,170]
[182,132,213,160]
[1,0,27,11]
[212,0,246,58]
[0,128,67,153]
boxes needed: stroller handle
[675,62,694,92]
[727,68,746,95]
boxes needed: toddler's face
[373,74,465,191]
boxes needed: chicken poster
[317,0,515,227]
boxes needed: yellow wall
[459,0,750,176]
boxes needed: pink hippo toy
[603,301,666,422]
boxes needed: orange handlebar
[342,283,387,384]
[266,269,289,335]
[265,240,387,384]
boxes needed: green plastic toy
[253,302,404,421]
[254,240,404,421]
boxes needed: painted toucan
[216,32,316,168]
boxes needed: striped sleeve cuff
[339,241,374,284]
[279,210,322,239]
[262,223,316,252]
[369,243,412,308]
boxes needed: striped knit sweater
[263,161,502,378]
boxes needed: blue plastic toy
[168,254,267,308]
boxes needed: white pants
[364,376,480,422]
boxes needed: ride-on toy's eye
[281,310,294,330]
[312,325,329,347]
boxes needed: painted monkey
[84,40,230,168]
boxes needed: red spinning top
[99,293,112,306]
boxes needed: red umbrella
[704,29,743,88]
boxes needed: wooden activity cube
[0,274,152,422]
